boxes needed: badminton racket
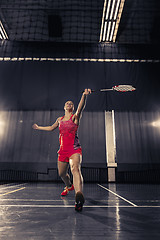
[91,85,136,93]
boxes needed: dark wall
[115,111,160,170]
[0,111,106,171]
[0,60,160,111]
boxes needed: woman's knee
[58,170,67,178]
[58,161,68,178]
[70,164,80,175]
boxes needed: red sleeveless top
[58,115,81,152]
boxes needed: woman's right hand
[32,123,39,130]
[83,88,92,96]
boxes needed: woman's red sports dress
[58,115,82,162]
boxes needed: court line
[0,183,27,190]
[0,183,13,186]
[0,199,68,201]
[0,199,159,202]
[0,205,160,208]
[0,187,26,196]
[0,199,119,202]
[97,184,137,207]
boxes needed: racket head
[112,85,136,92]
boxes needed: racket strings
[113,85,136,92]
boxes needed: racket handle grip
[81,89,95,93]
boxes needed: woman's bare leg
[69,153,85,211]
[69,153,83,194]
[58,161,72,187]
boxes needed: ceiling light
[100,0,125,43]
[0,20,8,40]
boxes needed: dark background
[0,49,159,112]
[0,0,160,182]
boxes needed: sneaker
[75,191,85,212]
[61,185,74,196]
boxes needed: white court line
[0,183,13,186]
[0,205,139,208]
[0,183,27,190]
[0,199,116,202]
[0,187,26,196]
[1,205,160,208]
[97,184,137,207]
[0,199,118,201]
[0,199,71,202]
[2,198,159,202]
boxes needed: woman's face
[64,101,74,112]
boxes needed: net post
[105,110,117,182]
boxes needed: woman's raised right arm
[32,117,61,131]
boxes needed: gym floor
[0,182,160,240]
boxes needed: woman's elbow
[50,126,55,131]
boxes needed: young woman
[32,88,91,211]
